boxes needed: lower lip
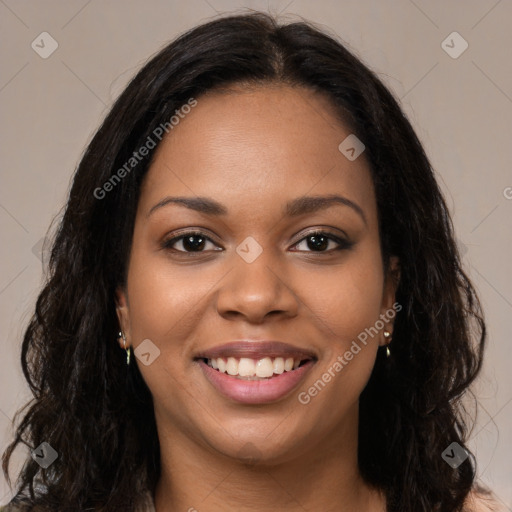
[197,359,316,404]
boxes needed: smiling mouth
[198,356,313,380]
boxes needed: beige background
[1,0,511,507]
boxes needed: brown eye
[161,229,353,255]
[291,231,353,253]
[162,231,219,253]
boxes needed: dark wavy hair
[2,10,488,512]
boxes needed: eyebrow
[147,194,367,226]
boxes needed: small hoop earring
[383,330,392,358]
[118,331,131,366]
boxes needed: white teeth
[206,355,307,377]
[284,357,294,371]
[273,357,284,374]
[255,357,274,378]
[238,357,255,377]
[226,357,238,376]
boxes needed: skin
[116,83,400,512]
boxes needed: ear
[115,286,131,349]
[379,255,401,345]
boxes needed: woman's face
[116,84,399,463]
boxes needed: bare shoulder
[0,497,37,512]
[464,486,509,512]
[0,504,27,511]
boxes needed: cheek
[124,244,210,357]
[297,241,384,405]
[124,249,210,419]
[128,276,206,343]
[302,245,384,346]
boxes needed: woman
[1,11,506,512]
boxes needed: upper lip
[194,341,317,361]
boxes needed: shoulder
[0,505,27,512]
[0,496,38,512]
[1,488,155,512]
[464,486,508,512]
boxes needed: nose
[216,251,299,323]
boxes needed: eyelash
[161,230,353,255]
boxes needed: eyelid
[290,227,350,246]
[161,229,220,251]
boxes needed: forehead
[139,84,377,225]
